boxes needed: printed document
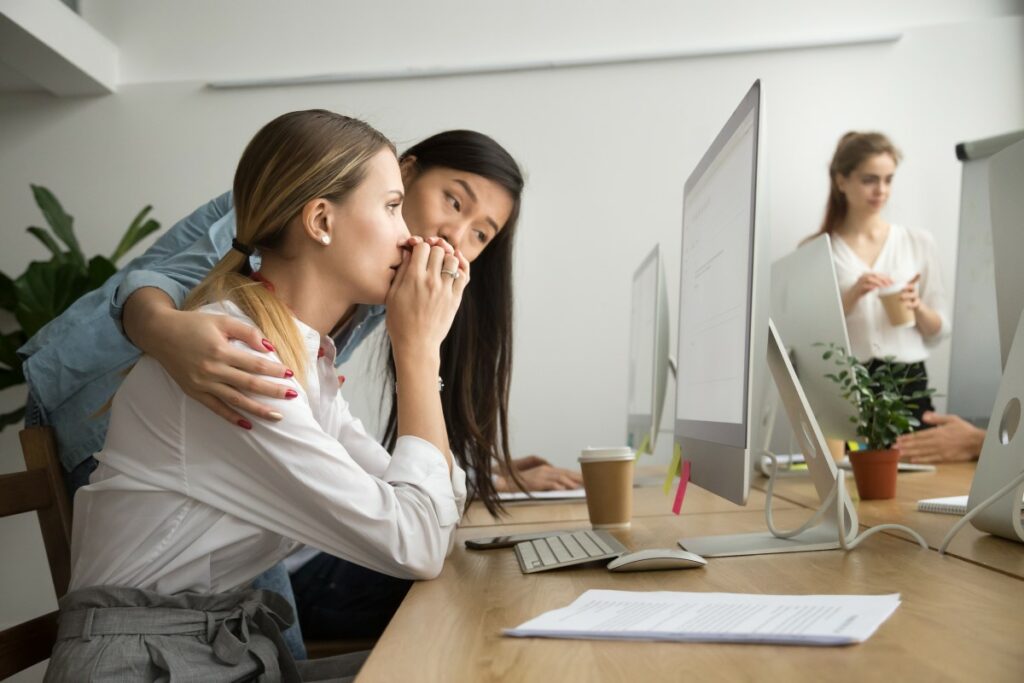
[505,589,900,646]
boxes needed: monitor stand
[679,319,858,557]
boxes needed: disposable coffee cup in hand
[878,282,915,328]
[578,447,635,529]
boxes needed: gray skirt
[44,585,367,682]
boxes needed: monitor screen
[675,103,758,448]
[627,248,659,451]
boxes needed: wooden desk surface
[357,509,1024,682]
[754,463,1024,579]
[461,483,797,528]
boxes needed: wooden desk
[357,509,1024,682]
[754,463,1024,579]
[462,484,797,528]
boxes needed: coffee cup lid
[578,446,635,463]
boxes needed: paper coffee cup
[878,282,915,328]
[578,447,635,529]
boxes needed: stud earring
[320,235,331,245]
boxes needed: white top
[830,224,951,363]
[70,301,467,594]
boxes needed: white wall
[1,5,1022,676]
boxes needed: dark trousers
[290,553,412,640]
[865,359,935,429]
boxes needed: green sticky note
[664,443,682,494]
[636,434,651,458]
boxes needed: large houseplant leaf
[13,260,89,338]
[110,205,160,265]
[31,184,86,270]
[0,271,16,313]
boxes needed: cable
[762,450,837,539]
[937,469,1024,554]
[761,450,928,550]
[834,469,927,550]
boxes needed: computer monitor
[673,80,857,557]
[626,245,671,456]
[770,234,858,441]
[989,137,1024,370]
[948,130,1024,426]
[673,80,769,506]
[968,309,1024,544]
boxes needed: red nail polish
[262,339,275,352]
[283,369,294,379]
[237,419,252,430]
[318,347,326,358]
[285,389,298,399]
[338,375,346,386]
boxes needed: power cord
[937,469,1024,554]
[761,450,928,550]
[834,469,927,550]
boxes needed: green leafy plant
[818,342,935,451]
[0,185,161,430]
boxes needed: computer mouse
[606,548,707,572]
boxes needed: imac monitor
[627,246,670,456]
[770,234,858,441]
[990,138,1024,370]
[673,80,769,506]
[673,81,857,557]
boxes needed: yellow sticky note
[636,434,651,458]
[664,442,682,495]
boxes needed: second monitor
[771,233,858,442]
[627,245,671,456]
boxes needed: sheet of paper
[497,489,587,502]
[505,589,900,646]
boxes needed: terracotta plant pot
[848,448,900,500]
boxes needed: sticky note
[664,443,682,495]
[672,460,691,515]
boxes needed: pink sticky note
[672,460,691,515]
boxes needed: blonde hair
[185,110,394,384]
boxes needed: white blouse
[831,224,951,364]
[70,301,467,594]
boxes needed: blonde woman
[46,110,467,682]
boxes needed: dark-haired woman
[20,129,580,656]
[808,131,950,427]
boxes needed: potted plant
[819,343,935,500]
[0,185,160,429]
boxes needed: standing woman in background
[811,131,950,425]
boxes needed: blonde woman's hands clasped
[385,236,470,360]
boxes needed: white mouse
[606,548,707,572]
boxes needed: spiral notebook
[917,493,1024,516]
[916,495,969,515]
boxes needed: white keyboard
[514,529,627,574]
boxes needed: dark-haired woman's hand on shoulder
[124,287,293,428]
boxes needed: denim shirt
[17,192,385,472]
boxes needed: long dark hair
[811,131,902,240]
[382,130,524,516]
